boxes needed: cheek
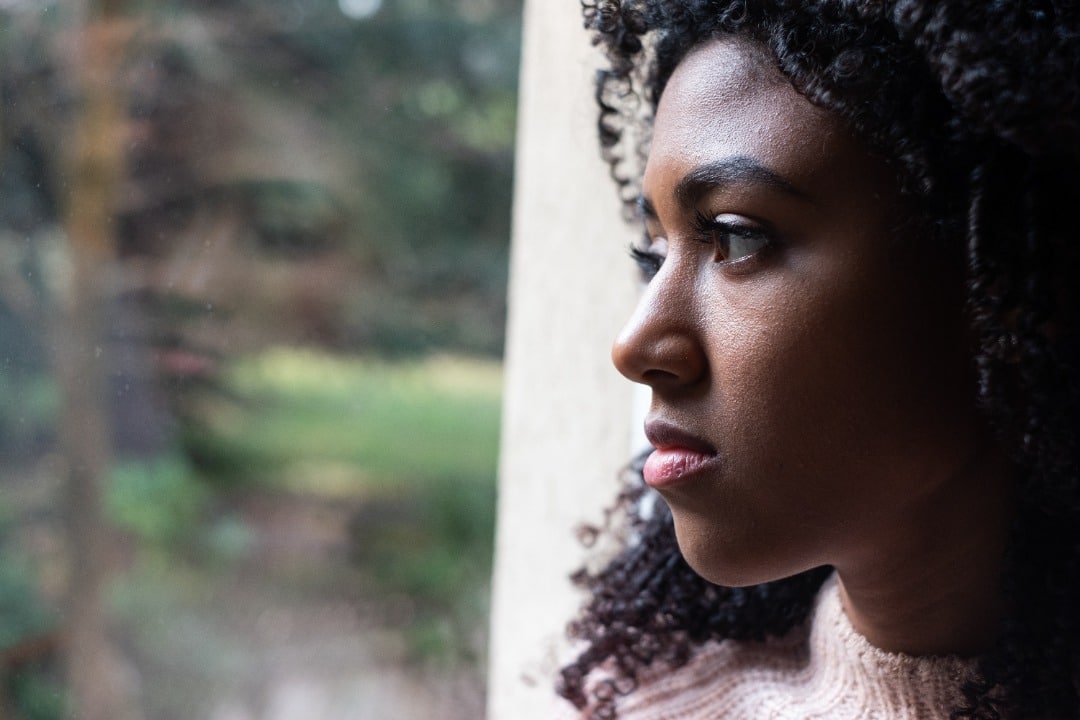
[708,264,974,509]
[710,309,848,492]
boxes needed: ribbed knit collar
[561,573,982,719]
[803,573,977,718]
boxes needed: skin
[611,37,1013,656]
[108,80,356,458]
[121,182,351,365]
[117,85,356,384]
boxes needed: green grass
[192,349,502,494]
[108,349,503,670]
[177,348,503,662]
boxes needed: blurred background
[0,0,518,717]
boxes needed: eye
[693,211,772,264]
[630,235,666,281]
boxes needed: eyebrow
[639,156,809,219]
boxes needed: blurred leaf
[105,455,210,547]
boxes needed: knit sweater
[556,574,978,719]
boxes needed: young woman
[557,1,1080,718]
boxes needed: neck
[834,444,1013,657]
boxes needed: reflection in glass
[0,1,518,717]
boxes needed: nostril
[612,286,708,387]
[642,368,681,384]
[612,327,707,388]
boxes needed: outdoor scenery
[0,0,519,717]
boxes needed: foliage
[0,0,519,709]
[194,349,502,489]
[149,0,521,356]
[7,672,66,720]
[90,348,502,716]
[348,477,496,661]
[1,0,520,356]
[0,370,57,459]
[188,348,502,661]
[0,504,64,720]
[0,530,52,652]
[104,455,212,549]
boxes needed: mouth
[152,338,222,379]
[111,330,224,381]
[112,289,227,381]
[642,419,718,489]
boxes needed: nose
[611,274,708,391]
[152,211,239,305]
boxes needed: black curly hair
[559,1,1080,718]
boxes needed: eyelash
[631,242,663,280]
[631,213,773,281]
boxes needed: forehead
[644,37,850,199]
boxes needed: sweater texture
[557,574,978,719]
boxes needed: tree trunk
[53,4,141,719]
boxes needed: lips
[111,289,226,382]
[154,343,220,378]
[642,419,718,489]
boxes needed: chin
[671,513,801,589]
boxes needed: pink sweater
[556,575,977,719]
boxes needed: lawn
[1,348,504,719]
[178,349,503,660]
[190,349,503,495]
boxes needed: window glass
[0,1,517,717]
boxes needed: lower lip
[156,348,217,378]
[642,448,715,489]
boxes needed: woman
[557,1,1080,718]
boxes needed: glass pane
[0,1,518,717]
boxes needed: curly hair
[559,1,1080,718]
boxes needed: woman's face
[612,38,987,587]
[116,83,355,391]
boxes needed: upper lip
[644,418,717,455]
[112,289,228,354]
[109,327,225,361]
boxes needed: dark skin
[611,37,1013,656]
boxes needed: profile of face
[612,38,991,587]
[108,46,357,453]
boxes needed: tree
[53,3,143,719]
